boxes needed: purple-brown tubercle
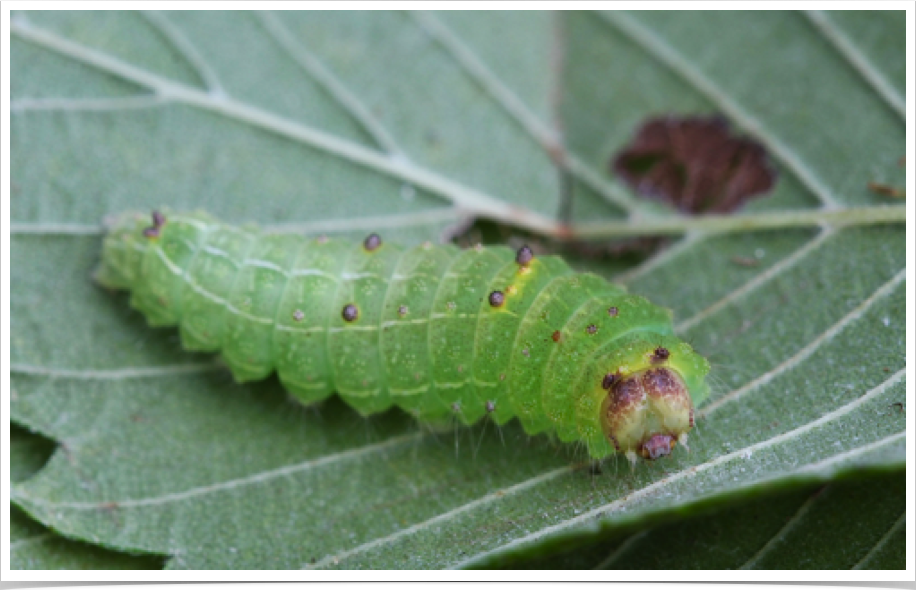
[363,233,382,252]
[143,210,166,238]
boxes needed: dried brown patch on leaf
[868,181,905,199]
[612,115,777,213]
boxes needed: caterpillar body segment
[96,211,711,462]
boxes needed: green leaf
[10,11,905,569]
[486,468,906,569]
[10,425,163,570]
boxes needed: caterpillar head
[595,337,710,465]
[602,366,693,464]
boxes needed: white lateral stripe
[290,268,339,281]
[435,380,469,390]
[277,324,326,335]
[341,271,382,280]
[201,245,239,264]
[328,325,378,333]
[243,258,286,272]
[157,248,274,326]
[389,385,430,396]
[380,318,431,328]
[430,313,478,320]
[391,272,441,281]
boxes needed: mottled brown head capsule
[552,330,562,342]
[587,324,598,335]
[342,304,359,322]
[608,306,619,317]
[602,367,694,466]
[651,346,670,362]
[363,233,382,252]
[515,245,534,266]
[488,290,505,308]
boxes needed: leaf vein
[141,10,226,96]
[409,11,642,214]
[10,19,561,237]
[13,432,426,510]
[738,487,822,569]
[676,227,834,333]
[10,95,168,113]
[699,267,905,415]
[255,11,407,159]
[803,11,905,120]
[851,512,906,569]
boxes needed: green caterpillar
[95,210,710,463]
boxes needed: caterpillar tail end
[603,367,695,465]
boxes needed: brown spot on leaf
[731,255,760,268]
[868,181,904,199]
[612,115,777,213]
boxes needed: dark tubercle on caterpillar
[363,233,382,252]
[397,305,409,318]
[143,210,166,238]
[601,372,618,390]
[651,346,670,363]
[292,309,305,322]
[608,306,619,317]
[551,330,562,342]
[342,304,359,322]
[586,324,598,335]
[488,290,506,308]
[515,245,534,267]
[485,400,496,413]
